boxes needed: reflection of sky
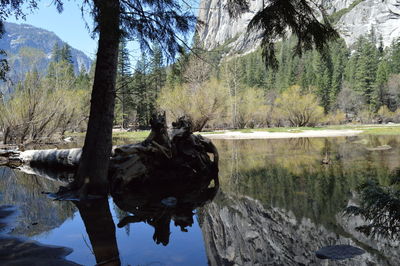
[32,198,208,266]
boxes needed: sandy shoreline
[201,129,364,139]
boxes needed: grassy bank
[67,124,400,143]
[202,124,400,135]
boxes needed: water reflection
[204,136,400,265]
[0,160,218,264]
[2,135,400,265]
[75,199,121,265]
[0,167,75,236]
[345,172,400,239]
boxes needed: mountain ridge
[0,22,92,78]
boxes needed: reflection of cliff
[214,136,400,229]
[0,167,75,236]
[199,192,392,265]
[0,205,78,266]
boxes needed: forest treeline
[1,32,400,143]
[158,32,400,130]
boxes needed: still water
[1,135,400,265]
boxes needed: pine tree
[353,36,379,106]
[115,38,132,128]
[388,38,400,74]
[51,43,62,63]
[330,40,348,103]
[60,44,73,64]
[315,54,333,113]
[148,45,166,115]
[374,60,390,110]
[132,53,150,127]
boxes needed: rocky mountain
[197,0,400,54]
[0,22,92,79]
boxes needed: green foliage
[158,78,230,131]
[388,38,400,74]
[236,87,267,128]
[0,51,90,144]
[275,85,324,127]
[115,38,133,128]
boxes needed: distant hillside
[0,22,92,81]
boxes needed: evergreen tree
[75,64,91,91]
[148,44,166,109]
[374,60,390,110]
[330,40,348,103]
[51,42,62,63]
[353,36,380,106]
[315,54,333,113]
[132,53,150,127]
[115,38,132,128]
[60,44,73,64]
[388,38,400,74]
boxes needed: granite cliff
[197,0,400,53]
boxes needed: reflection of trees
[214,136,399,229]
[113,173,219,246]
[0,167,75,236]
[288,137,313,152]
[1,154,219,255]
[345,175,400,239]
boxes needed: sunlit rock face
[198,192,391,265]
[197,0,264,54]
[335,0,400,47]
[197,0,400,52]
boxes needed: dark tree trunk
[76,0,120,195]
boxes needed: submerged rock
[315,245,365,260]
[161,197,178,207]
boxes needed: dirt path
[201,129,363,139]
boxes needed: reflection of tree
[74,199,121,266]
[345,176,400,239]
[113,173,219,246]
[288,137,313,152]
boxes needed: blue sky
[7,1,98,59]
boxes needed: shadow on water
[0,162,219,265]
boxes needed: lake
[1,135,399,265]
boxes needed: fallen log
[0,114,219,194]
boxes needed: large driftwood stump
[0,114,219,193]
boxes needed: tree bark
[76,0,120,195]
